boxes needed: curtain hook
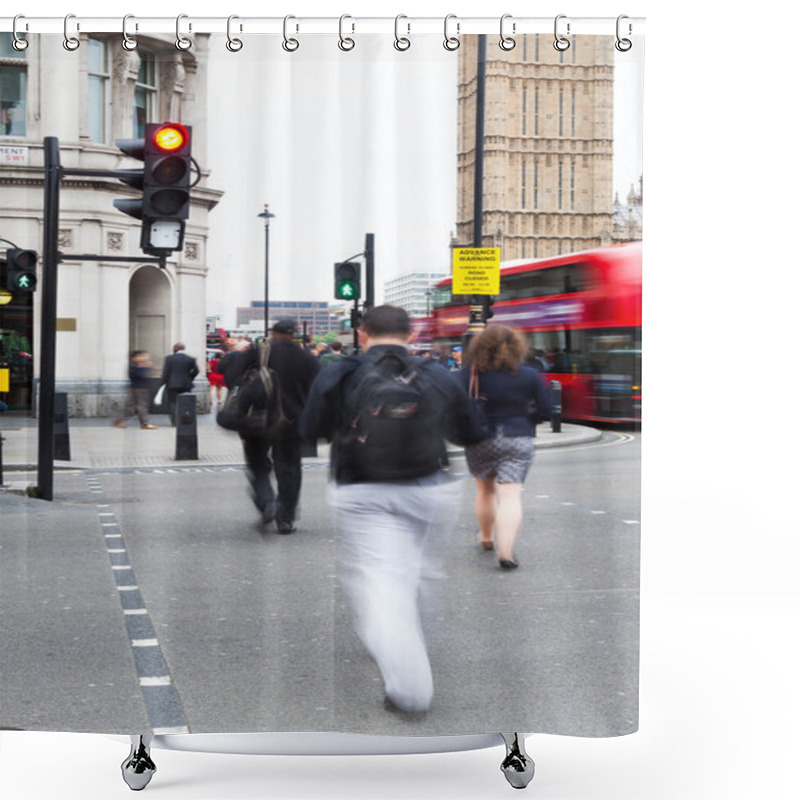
[283,15,300,51]
[12,14,29,51]
[554,14,571,51]
[615,15,633,52]
[443,14,460,51]
[122,14,138,51]
[499,13,516,51]
[338,14,355,51]
[226,15,243,52]
[63,13,80,51]
[394,14,411,51]
[175,14,192,50]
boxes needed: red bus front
[430,243,641,424]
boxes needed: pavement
[0,411,603,491]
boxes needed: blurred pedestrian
[319,340,345,367]
[207,353,226,408]
[458,325,552,569]
[263,319,320,532]
[161,343,199,426]
[111,350,158,430]
[300,305,487,715]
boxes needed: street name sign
[452,248,501,295]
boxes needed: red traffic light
[152,124,189,153]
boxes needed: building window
[87,38,110,143]
[521,161,526,209]
[0,33,27,136]
[133,52,157,137]
[534,87,539,136]
[559,86,564,136]
[571,86,576,137]
[570,160,575,209]
[521,87,527,135]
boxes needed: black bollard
[549,380,562,433]
[175,393,198,460]
[54,391,71,460]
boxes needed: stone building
[456,34,614,259]
[612,177,643,242]
[0,32,222,416]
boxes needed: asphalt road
[1,433,640,738]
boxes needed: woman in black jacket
[458,325,552,569]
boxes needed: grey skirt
[464,430,535,483]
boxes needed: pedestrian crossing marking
[140,676,171,686]
[90,474,189,735]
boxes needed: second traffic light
[4,248,37,292]
[334,261,361,300]
[114,122,192,256]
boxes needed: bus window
[500,262,588,302]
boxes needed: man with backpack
[217,323,318,533]
[299,305,488,715]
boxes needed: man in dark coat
[161,342,199,425]
[227,322,319,532]
[262,319,320,532]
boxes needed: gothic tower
[457,34,615,260]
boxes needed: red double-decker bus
[429,242,641,424]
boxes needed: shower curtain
[0,9,644,776]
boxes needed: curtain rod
[1,15,646,37]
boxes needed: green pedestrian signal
[4,248,38,292]
[334,261,361,301]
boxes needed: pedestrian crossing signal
[4,248,37,292]
[334,261,361,301]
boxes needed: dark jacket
[299,344,489,484]
[457,364,553,437]
[218,348,257,390]
[161,351,199,391]
[266,340,320,429]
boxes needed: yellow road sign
[452,248,501,295]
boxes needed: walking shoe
[261,504,277,525]
[276,522,297,534]
[111,421,126,428]
[140,424,158,429]
[383,696,429,718]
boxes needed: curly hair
[467,324,527,374]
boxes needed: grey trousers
[329,472,462,713]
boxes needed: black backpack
[342,351,447,481]
[217,345,286,439]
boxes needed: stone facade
[457,34,614,259]
[0,32,223,416]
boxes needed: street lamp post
[257,204,276,336]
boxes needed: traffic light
[113,122,192,256]
[4,248,37,291]
[334,261,361,300]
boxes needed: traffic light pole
[37,137,61,501]
[364,232,375,310]
[470,33,489,332]
[35,139,168,501]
